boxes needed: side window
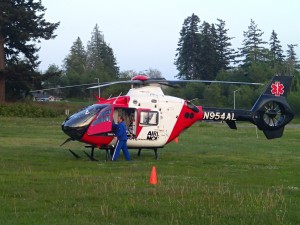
[140,111,158,126]
[91,106,112,126]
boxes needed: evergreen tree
[63,37,88,98]
[239,19,267,67]
[175,16,236,80]
[87,25,104,71]
[175,14,202,80]
[62,26,119,99]
[269,30,285,73]
[198,21,218,80]
[0,0,59,101]
[269,30,285,65]
[64,37,87,74]
[285,44,299,74]
[214,19,236,71]
[86,24,119,82]
[100,43,119,79]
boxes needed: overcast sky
[38,0,300,80]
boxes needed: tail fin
[259,75,292,97]
[250,75,294,139]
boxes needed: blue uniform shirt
[114,121,128,141]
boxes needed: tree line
[0,2,299,114]
[175,14,299,81]
[46,24,119,99]
[45,25,164,99]
[172,14,300,112]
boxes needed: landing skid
[69,149,81,159]
[68,146,160,161]
[83,146,99,161]
[68,146,114,161]
[137,148,158,160]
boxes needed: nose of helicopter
[61,104,107,140]
[61,121,89,140]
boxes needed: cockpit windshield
[63,104,108,128]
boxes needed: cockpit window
[140,111,158,125]
[64,104,108,128]
[70,104,107,119]
[91,105,112,126]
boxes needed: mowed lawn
[0,117,299,225]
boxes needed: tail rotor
[262,101,285,127]
[250,76,294,139]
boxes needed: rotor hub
[131,75,149,81]
[265,109,278,118]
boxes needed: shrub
[0,103,62,117]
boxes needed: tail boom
[200,76,294,139]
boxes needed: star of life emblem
[271,81,284,97]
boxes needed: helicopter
[57,75,294,161]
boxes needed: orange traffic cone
[149,166,157,185]
[174,137,178,143]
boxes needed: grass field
[0,117,299,225]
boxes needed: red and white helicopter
[60,75,294,160]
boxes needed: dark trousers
[112,140,130,161]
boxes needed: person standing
[112,116,131,161]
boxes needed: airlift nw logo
[147,131,159,140]
[271,81,284,97]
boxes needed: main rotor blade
[87,80,141,89]
[88,79,264,89]
[30,83,99,93]
[31,77,264,93]
[159,80,264,86]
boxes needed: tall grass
[0,117,299,224]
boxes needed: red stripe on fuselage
[81,133,115,147]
